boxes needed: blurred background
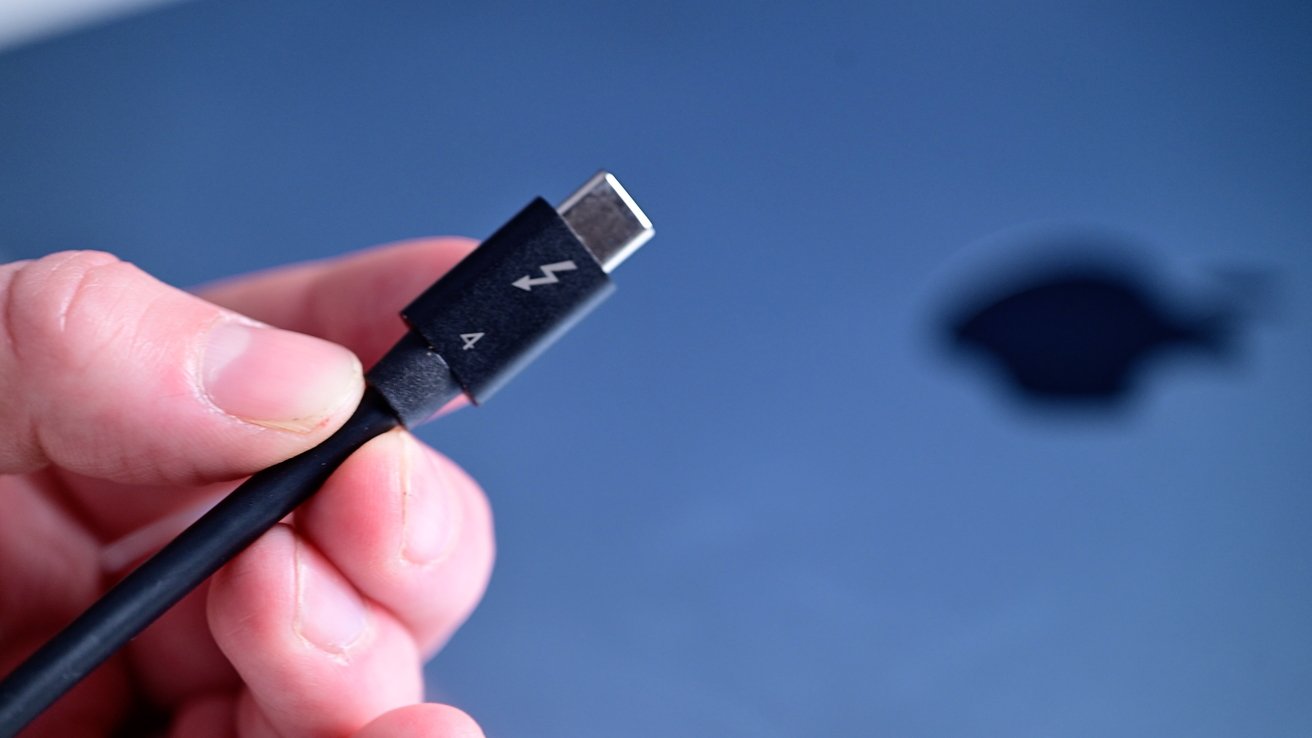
[1,1,1309,735]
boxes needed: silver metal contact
[557,171,654,273]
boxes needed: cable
[0,387,410,734]
[0,171,654,736]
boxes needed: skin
[0,240,494,737]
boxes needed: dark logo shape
[943,248,1247,404]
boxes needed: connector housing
[399,198,615,404]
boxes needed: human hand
[0,242,495,737]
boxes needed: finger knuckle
[4,250,131,369]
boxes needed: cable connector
[368,171,655,425]
[558,171,655,272]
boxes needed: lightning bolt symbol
[512,260,578,291]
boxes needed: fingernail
[295,539,368,654]
[401,435,460,565]
[203,320,362,433]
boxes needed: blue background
[2,1,1310,735]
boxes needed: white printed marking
[512,260,578,291]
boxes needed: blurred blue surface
[2,1,1310,735]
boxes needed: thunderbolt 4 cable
[0,171,655,735]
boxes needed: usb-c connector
[557,171,654,273]
[372,170,653,421]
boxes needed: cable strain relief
[365,332,466,427]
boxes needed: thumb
[0,251,365,484]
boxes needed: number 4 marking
[461,332,484,350]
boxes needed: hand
[0,242,495,737]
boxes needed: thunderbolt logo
[512,260,578,291]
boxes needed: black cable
[0,171,654,736]
[0,386,414,733]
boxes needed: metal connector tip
[557,171,654,273]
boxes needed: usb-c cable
[0,171,654,735]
